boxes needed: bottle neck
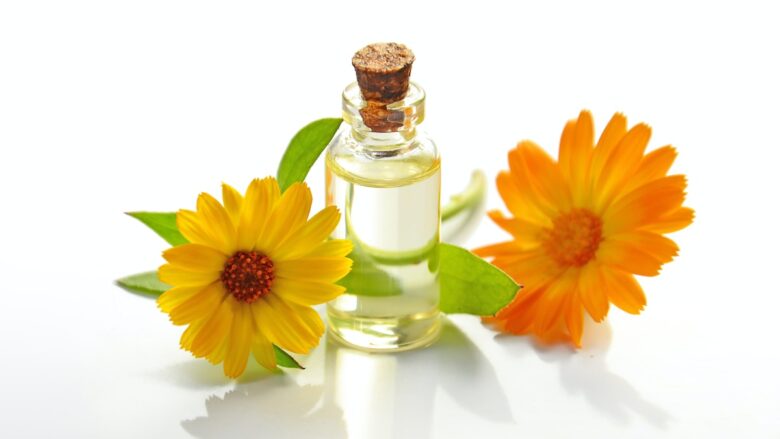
[342,82,425,151]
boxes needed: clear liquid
[326,153,441,352]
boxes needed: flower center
[542,208,603,268]
[220,251,275,304]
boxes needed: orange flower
[475,111,693,347]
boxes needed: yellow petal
[222,183,244,227]
[157,285,204,314]
[168,282,225,325]
[190,296,233,358]
[306,239,353,258]
[197,192,237,254]
[223,302,253,378]
[251,331,277,371]
[177,209,227,253]
[180,315,207,351]
[236,177,280,251]
[162,244,226,273]
[577,262,609,322]
[158,264,219,287]
[268,294,324,349]
[256,182,312,254]
[251,295,319,354]
[272,277,346,306]
[275,256,353,283]
[271,206,341,260]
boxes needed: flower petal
[190,296,233,358]
[590,113,628,188]
[577,262,610,322]
[510,141,572,215]
[197,192,237,254]
[167,282,226,325]
[222,183,244,227]
[641,207,695,234]
[251,296,319,354]
[603,175,687,235]
[157,285,204,314]
[533,269,576,334]
[271,206,341,261]
[486,210,544,247]
[594,123,652,213]
[596,237,666,277]
[256,182,312,254]
[559,111,594,206]
[564,292,584,348]
[162,244,226,273]
[177,209,228,254]
[236,177,280,251]
[275,256,353,283]
[158,264,219,287]
[306,239,353,258]
[223,302,253,378]
[602,269,646,314]
[251,331,277,371]
[272,277,346,306]
[473,240,525,258]
[496,171,551,227]
[625,145,677,193]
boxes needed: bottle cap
[352,43,415,132]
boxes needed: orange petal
[577,262,609,322]
[594,123,652,213]
[641,207,695,234]
[609,231,679,264]
[496,171,551,227]
[510,141,572,214]
[486,210,544,247]
[533,269,576,335]
[603,175,687,235]
[564,292,584,348]
[590,113,628,188]
[473,240,525,258]
[596,238,666,277]
[559,111,594,206]
[624,145,677,193]
[602,269,647,314]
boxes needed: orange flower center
[542,208,603,268]
[220,251,275,304]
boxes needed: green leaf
[116,271,170,297]
[439,243,520,316]
[337,248,402,297]
[126,212,188,246]
[277,118,343,192]
[273,345,304,369]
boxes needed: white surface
[1,1,778,437]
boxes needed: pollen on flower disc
[220,251,275,304]
[542,208,603,268]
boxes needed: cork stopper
[352,43,415,132]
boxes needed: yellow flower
[157,177,352,378]
[475,111,693,347]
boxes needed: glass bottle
[325,43,441,352]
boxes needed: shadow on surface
[496,319,672,428]
[181,318,512,439]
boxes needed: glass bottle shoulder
[325,125,440,188]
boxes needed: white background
[1,1,778,438]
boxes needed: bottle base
[326,309,441,353]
